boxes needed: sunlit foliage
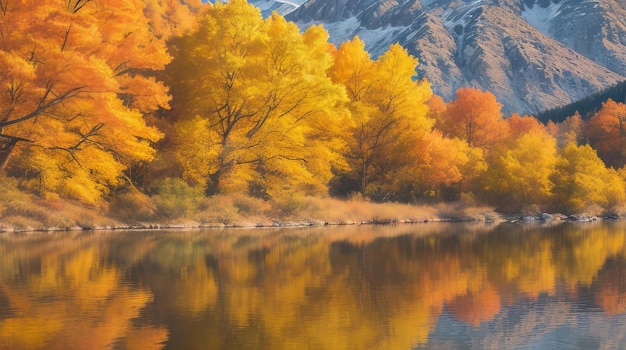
[167,0,348,198]
[0,0,198,203]
[1,0,626,216]
[480,127,557,212]
[437,87,509,151]
[552,143,625,213]
[587,99,626,168]
[329,38,432,200]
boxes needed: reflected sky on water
[1,221,626,349]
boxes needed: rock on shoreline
[1,212,623,233]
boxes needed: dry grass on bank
[0,186,499,232]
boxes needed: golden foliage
[552,143,626,213]
[329,38,432,199]
[480,129,558,212]
[438,87,509,150]
[0,0,175,202]
[168,0,348,197]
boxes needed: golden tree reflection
[2,223,626,349]
[0,233,166,350]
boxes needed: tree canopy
[1,0,625,216]
[0,0,196,202]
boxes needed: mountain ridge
[248,0,626,115]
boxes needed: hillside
[248,0,626,115]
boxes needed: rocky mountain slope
[248,0,626,115]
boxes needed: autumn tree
[551,143,625,213]
[587,99,626,168]
[507,114,544,137]
[408,130,475,201]
[0,0,187,203]
[329,38,432,200]
[479,128,557,212]
[438,87,509,151]
[167,0,348,197]
[142,0,203,39]
[546,112,585,148]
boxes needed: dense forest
[2,0,626,228]
[536,80,626,123]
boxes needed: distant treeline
[537,80,626,123]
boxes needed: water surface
[1,221,626,349]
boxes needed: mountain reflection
[1,222,626,349]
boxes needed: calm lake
[1,221,626,349]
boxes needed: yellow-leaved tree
[329,38,432,200]
[168,0,348,197]
[0,0,190,203]
[480,123,557,213]
[552,143,625,213]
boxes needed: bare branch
[61,24,72,51]
[67,0,92,14]
[0,0,7,16]
[0,86,85,128]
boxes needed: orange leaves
[439,87,508,149]
[0,51,36,83]
[448,283,501,326]
[0,0,174,202]
[587,99,626,168]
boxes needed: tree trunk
[0,135,31,170]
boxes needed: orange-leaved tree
[438,87,509,151]
[587,99,626,169]
[168,0,348,197]
[0,0,184,203]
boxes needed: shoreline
[1,211,620,234]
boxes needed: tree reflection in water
[1,222,626,349]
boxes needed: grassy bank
[0,189,506,232]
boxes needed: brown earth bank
[1,195,623,233]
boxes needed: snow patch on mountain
[521,1,562,35]
[247,0,306,16]
[300,17,411,58]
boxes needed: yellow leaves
[174,116,218,188]
[481,129,557,212]
[329,37,433,199]
[330,37,374,102]
[553,143,626,213]
[0,236,157,350]
[168,0,349,197]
